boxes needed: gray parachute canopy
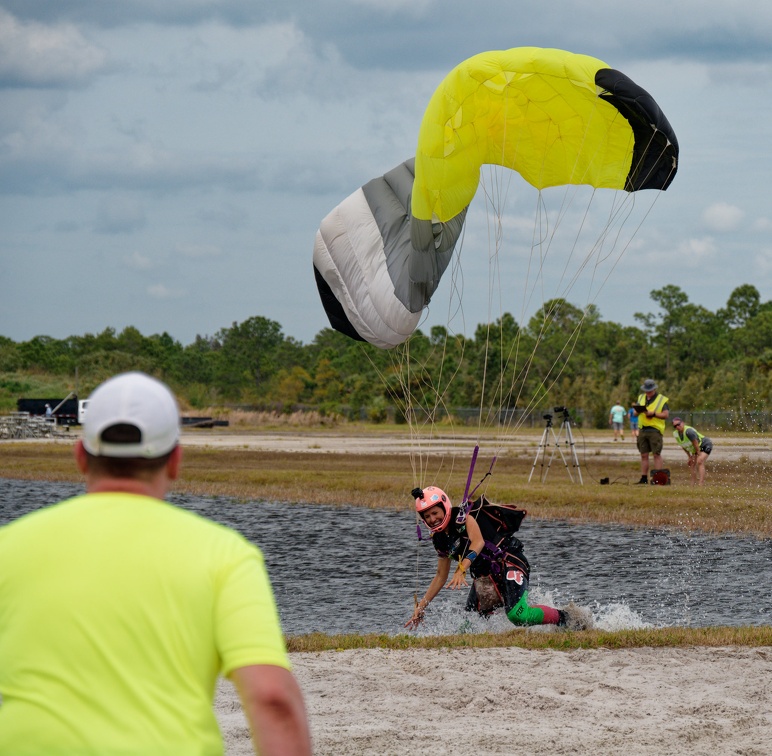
[312,158,466,349]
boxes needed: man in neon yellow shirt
[632,378,670,484]
[0,372,311,756]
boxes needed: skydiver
[404,486,592,631]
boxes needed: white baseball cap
[82,372,180,458]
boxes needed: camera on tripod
[530,403,582,484]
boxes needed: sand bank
[216,645,772,755]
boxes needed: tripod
[528,408,583,484]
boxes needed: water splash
[406,590,649,636]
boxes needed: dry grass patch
[2,439,771,537]
[286,625,772,653]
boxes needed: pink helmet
[414,486,452,533]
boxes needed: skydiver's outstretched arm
[405,557,451,629]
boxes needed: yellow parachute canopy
[411,47,676,225]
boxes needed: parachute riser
[412,449,498,541]
[456,447,497,524]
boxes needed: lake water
[1,479,770,635]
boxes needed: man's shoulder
[5,492,245,544]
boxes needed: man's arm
[230,664,312,756]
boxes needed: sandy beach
[215,645,772,755]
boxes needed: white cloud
[345,0,435,15]
[752,217,772,232]
[123,251,155,270]
[677,236,718,261]
[0,9,107,87]
[754,248,772,276]
[147,283,184,300]
[701,202,744,233]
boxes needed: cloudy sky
[1,1,770,347]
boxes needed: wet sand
[215,646,772,755]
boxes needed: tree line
[1,284,771,428]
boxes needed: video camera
[553,405,571,419]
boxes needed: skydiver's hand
[447,569,468,590]
[404,608,425,630]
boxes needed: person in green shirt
[608,402,626,441]
[672,417,713,486]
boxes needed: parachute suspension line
[477,164,503,437]
[510,194,664,486]
[490,187,554,441]
[506,195,652,431]
[476,123,532,443]
[475,164,561,454]
[629,125,679,192]
[360,341,435,492]
[427,242,471,490]
[488,103,660,441]
[487,157,519,435]
[520,102,639,324]
[474,180,581,446]
[586,186,668,307]
[492,186,552,438]
[458,443,480,520]
[490,188,589,441]
[473,168,512,462]
[404,222,474,497]
[583,190,639,300]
